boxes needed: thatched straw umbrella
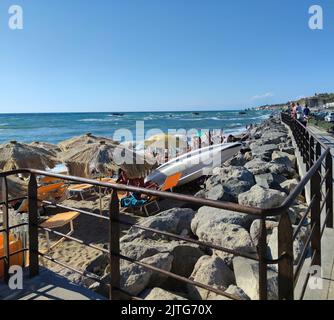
[0,141,59,172]
[0,173,27,202]
[60,141,154,213]
[58,133,119,152]
[29,141,61,158]
[60,141,153,179]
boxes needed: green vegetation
[309,117,334,131]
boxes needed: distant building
[304,96,326,108]
[325,102,334,108]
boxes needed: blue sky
[0,0,333,113]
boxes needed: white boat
[145,142,242,187]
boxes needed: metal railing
[0,114,333,300]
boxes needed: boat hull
[145,142,242,187]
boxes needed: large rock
[208,285,250,300]
[280,179,299,194]
[226,153,247,167]
[250,144,279,161]
[144,288,187,300]
[238,185,286,209]
[170,244,205,278]
[249,219,279,247]
[267,226,309,270]
[206,178,254,203]
[193,206,256,230]
[192,218,256,261]
[188,255,235,300]
[233,257,278,300]
[207,166,254,184]
[254,173,287,191]
[272,150,296,168]
[121,208,195,242]
[245,158,270,175]
[120,252,174,295]
[261,131,288,145]
[268,159,296,178]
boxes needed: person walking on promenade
[296,103,303,121]
[291,102,297,119]
[302,104,310,127]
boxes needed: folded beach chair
[40,211,80,253]
[121,172,182,216]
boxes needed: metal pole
[258,218,268,300]
[309,136,315,168]
[28,174,39,277]
[1,177,10,283]
[326,153,333,228]
[311,163,321,266]
[278,212,294,300]
[109,189,120,300]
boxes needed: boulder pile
[86,117,310,300]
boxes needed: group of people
[290,102,310,126]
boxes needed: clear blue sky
[0,0,333,113]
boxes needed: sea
[0,110,272,144]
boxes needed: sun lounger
[68,184,95,200]
[17,183,68,213]
[40,211,80,253]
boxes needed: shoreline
[0,110,272,145]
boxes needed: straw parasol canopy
[144,133,187,152]
[58,133,119,152]
[0,173,28,201]
[29,141,61,158]
[0,141,59,172]
[60,141,154,179]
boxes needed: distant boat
[145,142,242,187]
[192,112,200,116]
[112,113,124,116]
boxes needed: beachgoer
[291,103,296,119]
[295,103,303,122]
[302,104,310,127]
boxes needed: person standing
[291,102,297,119]
[302,104,310,127]
[296,103,303,121]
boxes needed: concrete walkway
[297,125,334,300]
[0,268,106,300]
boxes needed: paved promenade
[301,125,334,300]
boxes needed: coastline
[1,114,308,301]
[0,110,272,145]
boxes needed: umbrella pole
[99,175,102,215]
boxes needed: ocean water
[0,110,271,144]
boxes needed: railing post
[316,142,322,203]
[309,136,315,168]
[305,132,310,171]
[326,152,333,228]
[1,177,10,283]
[109,189,120,300]
[258,218,268,300]
[311,162,321,267]
[28,174,39,278]
[278,212,294,300]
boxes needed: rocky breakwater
[87,117,310,300]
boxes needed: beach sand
[37,191,194,283]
